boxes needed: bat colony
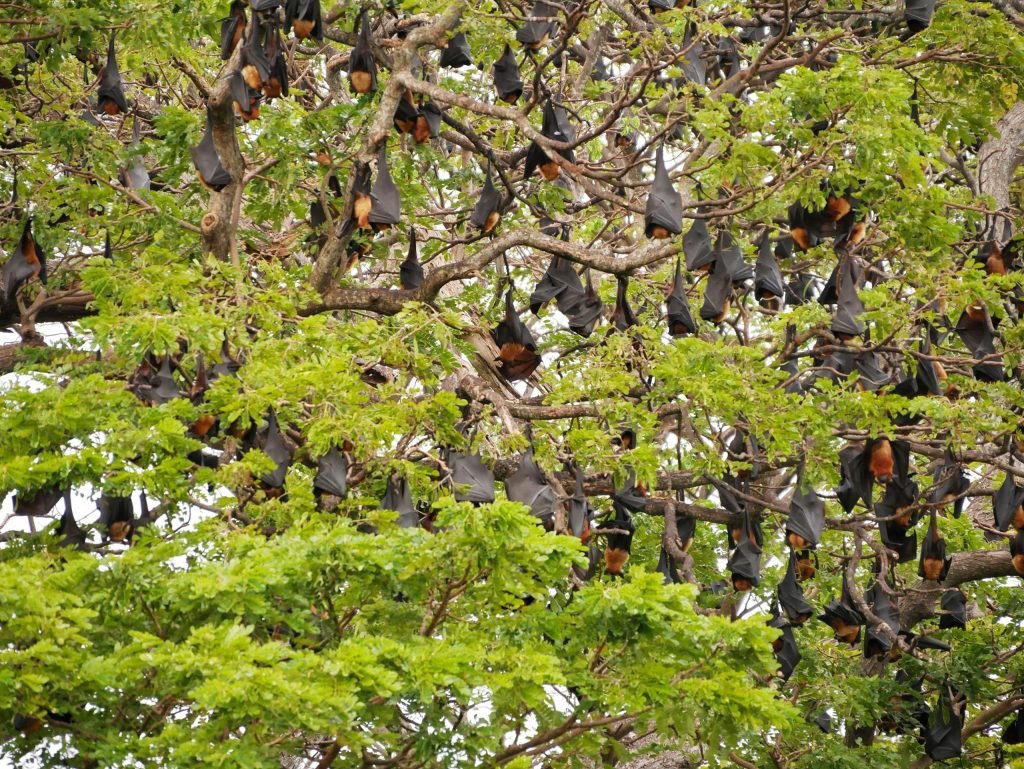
[2,0,1021,756]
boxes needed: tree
[2,0,1024,766]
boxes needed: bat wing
[314,447,347,498]
[504,448,556,521]
[400,228,424,290]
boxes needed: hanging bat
[191,107,233,191]
[768,613,801,681]
[644,145,682,239]
[516,0,557,49]
[56,492,87,550]
[97,33,129,115]
[98,494,134,543]
[530,253,584,315]
[727,515,762,592]
[229,70,261,122]
[469,168,503,233]
[443,448,496,504]
[414,101,442,143]
[285,0,322,41]
[400,227,424,290]
[924,685,965,761]
[918,510,949,581]
[440,31,472,68]
[817,571,865,644]
[568,466,592,540]
[263,21,288,99]
[754,233,785,310]
[831,257,866,340]
[955,307,1006,382]
[993,472,1024,532]
[492,285,541,380]
[567,268,604,337]
[381,474,419,528]
[393,89,419,134]
[257,410,292,489]
[505,447,556,525]
[938,588,967,630]
[220,0,247,60]
[683,218,714,271]
[314,447,348,499]
[2,218,46,309]
[863,577,900,658]
[240,13,271,91]
[666,258,697,336]
[876,477,921,563]
[699,259,733,324]
[929,449,969,518]
[611,274,638,331]
[905,0,936,33]
[493,44,523,103]
[1011,531,1024,576]
[13,485,63,516]
[600,503,634,576]
[368,147,401,231]
[523,100,575,181]
[778,552,814,624]
[349,12,377,94]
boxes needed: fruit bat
[257,410,292,488]
[381,474,418,528]
[469,169,503,233]
[1010,530,1024,576]
[530,255,584,315]
[657,547,684,584]
[699,259,733,323]
[492,286,541,380]
[715,230,753,283]
[350,164,373,230]
[523,101,575,182]
[876,478,921,563]
[666,258,697,336]
[938,588,966,630]
[505,447,556,524]
[925,685,965,760]
[229,70,261,122]
[611,275,638,331]
[99,494,134,543]
[600,503,634,576]
[928,450,969,518]
[786,474,825,552]
[314,447,347,498]
[836,438,909,512]
[567,269,604,337]
[905,0,936,33]
[1003,710,1024,744]
[778,552,814,625]
[349,12,377,95]
[393,89,419,134]
[368,147,401,230]
[13,485,63,516]
[918,510,950,581]
[612,469,647,514]
[831,258,866,339]
[680,25,706,86]
[754,234,785,309]
[400,227,424,290]
[568,466,592,540]
[443,448,495,504]
[649,0,676,11]
[813,711,833,734]
[785,271,816,306]
[993,473,1024,533]
[263,21,288,99]
[414,101,442,143]
[191,108,233,191]
[955,308,1005,382]
[240,13,271,91]
[136,356,181,405]
[57,493,87,550]
[440,31,472,68]
[644,146,682,239]
[96,34,128,116]
[850,351,890,391]
[818,572,865,644]
[493,44,523,104]
[220,0,247,60]
[285,0,322,41]
[727,514,762,591]
[683,219,714,271]
[893,334,944,397]
[121,117,151,192]
[788,201,824,252]
[249,0,282,10]
[717,37,741,79]
[2,218,46,308]
[768,613,801,681]
[516,1,558,49]
[864,578,900,658]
